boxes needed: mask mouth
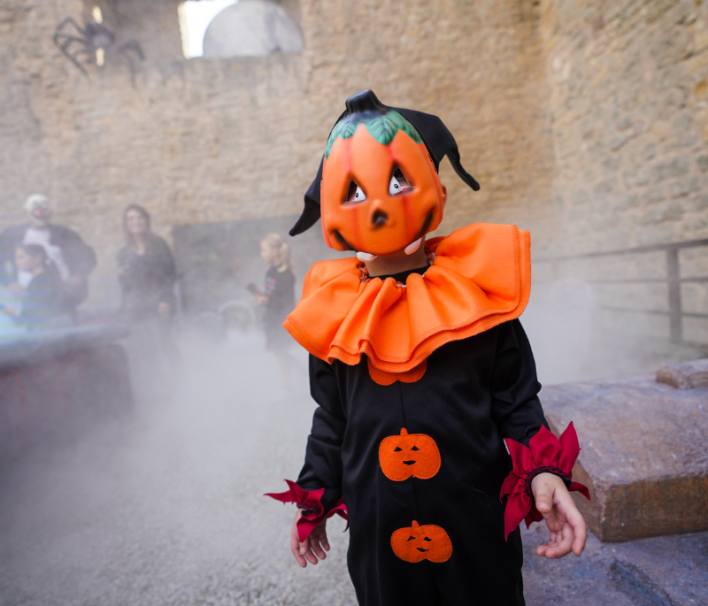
[356,251,377,262]
[404,238,422,255]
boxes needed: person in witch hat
[266,90,589,605]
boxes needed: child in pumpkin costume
[267,90,589,606]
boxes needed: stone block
[541,370,708,542]
[653,157,691,182]
[656,358,708,389]
[639,202,684,224]
[697,154,708,172]
[669,175,702,198]
[623,166,650,188]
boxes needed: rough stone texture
[0,0,554,309]
[656,357,708,388]
[536,0,708,343]
[541,374,708,542]
[0,0,706,343]
[539,0,708,253]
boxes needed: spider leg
[54,35,91,78]
[113,42,144,86]
[53,17,87,39]
[116,41,145,61]
[123,52,138,86]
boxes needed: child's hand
[531,472,587,559]
[291,509,330,567]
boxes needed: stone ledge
[541,372,708,542]
[656,358,708,390]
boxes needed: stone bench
[541,359,708,542]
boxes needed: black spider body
[83,22,116,51]
[52,17,144,82]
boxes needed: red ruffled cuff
[265,479,349,542]
[500,423,590,541]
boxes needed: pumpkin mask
[390,520,453,563]
[290,90,480,257]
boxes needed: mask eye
[388,167,412,196]
[345,180,366,204]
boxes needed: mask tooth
[356,252,377,262]
[404,238,422,256]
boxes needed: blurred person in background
[250,233,298,388]
[1,244,72,331]
[117,204,180,368]
[0,194,97,321]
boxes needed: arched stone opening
[202,0,303,58]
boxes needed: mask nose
[371,209,388,229]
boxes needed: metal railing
[537,238,708,344]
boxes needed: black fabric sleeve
[490,319,548,447]
[0,226,23,284]
[53,225,97,277]
[153,237,177,306]
[297,355,346,513]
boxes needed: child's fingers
[539,524,574,559]
[301,542,319,565]
[320,531,330,552]
[568,508,588,556]
[554,491,587,557]
[310,532,328,560]
[290,531,308,567]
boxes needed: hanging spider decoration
[52,17,145,83]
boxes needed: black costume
[117,235,179,367]
[0,224,96,308]
[16,271,69,331]
[266,90,588,606]
[117,235,176,322]
[262,265,295,350]
[298,273,543,606]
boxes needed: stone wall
[0,0,554,307]
[537,0,708,344]
[539,0,708,252]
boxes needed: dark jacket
[117,235,176,322]
[262,266,295,350]
[0,224,97,282]
[16,271,70,330]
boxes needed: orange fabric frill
[283,223,532,373]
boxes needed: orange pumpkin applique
[367,358,427,386]
[391,520,453,563]
[379,428,441,481]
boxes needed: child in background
[266,90,590,606]
[2,244,69,331]
[252,233,297,387]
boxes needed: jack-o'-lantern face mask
[290,90,480,250]
[320,113,445,255]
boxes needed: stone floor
[0,332,705,606]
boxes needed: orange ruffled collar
[283,223,531,374]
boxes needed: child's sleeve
[265,354,348,542]
[490,319,546,445]
[491,319,589,539]
[298,354,347,510]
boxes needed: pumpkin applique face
[390,520,453,563]
[379,428,441,481]
[320,111,446,257]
